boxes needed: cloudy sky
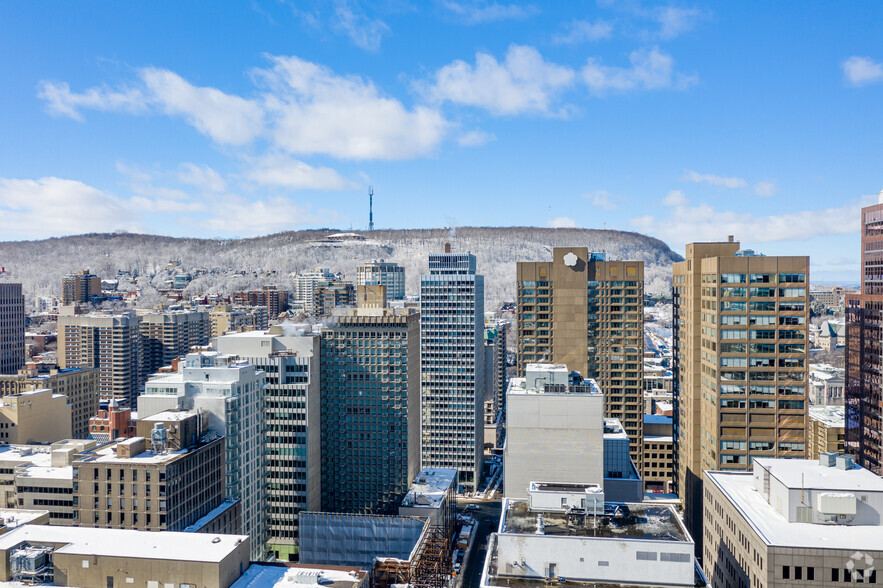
[1,1,881,280]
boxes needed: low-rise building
[399,467,457,534]
[0,524,249,588]
[210,304,269,338]
[88,398,137,442]
[0,366,98,439]
[74,413,226,532]
[13,440,96,525]
[232,564,368,588]
[643,414,673,493]
[298,512,429,568]
[704,456,883,588]
[808,363,845,406]
[0,389,72,444]
[807,406,845,459]
[480,488,700,587]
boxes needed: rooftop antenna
[548,205,551,227]
[368,186,374,232]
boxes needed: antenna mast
[369,186,374,231]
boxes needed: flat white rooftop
[754,457,883,492]
[507,377,602,395]
[707,469,883,550]
[808,406,845,428]
[140,410,197,422]
[232,564,365,588]
[0,525,248,563]
[401,468,457,509]
[0,446,53,466]
[16,465,72,481]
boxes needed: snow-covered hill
[0,227,682,310]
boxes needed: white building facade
[139,352,267,561]
[420,250,485,493]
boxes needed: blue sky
[1,1,882,281]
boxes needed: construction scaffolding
[372,524,452,588]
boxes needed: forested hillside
[0,227,681,310]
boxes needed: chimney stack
[445,242,451,254]
[728,235,734,243]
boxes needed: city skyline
[1,1,882,285]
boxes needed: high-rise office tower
[61,269,102,305]
[357,261,406,301]
[140,309,210,376]
[516,248,645,472]
[846,193,883,474]
[672,238,809,551]
[139,352,267,561]
[216,328,320,561]
[319,301,420,513]
[484,321,508,416]
[0,283,25,375]
[57,311,143,407]
[420,246,485,493]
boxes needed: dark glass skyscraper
[846,196,883,475]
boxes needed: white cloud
[421,44,576,116]
[549,216,578,228]
[457,130,497,147]
[442,1,539,24]
[653,6,703,40]
[130,196,206,213]
[139,68,264,145]
[36,81,146,121]
[200,196,345,235]
[552,19,614,44]
[683,170,748,189]
[38,69,264,146]
[662,189,688,206]
[630,195,877,247]
[0,177,142,238]
[243,153,353,190]
[259,55,449,159]
[177,163,227,192]
[753,180,777,197]
[586,189,617,210]
[842,56,883,86]
[332,0,390,52]
[582,47,696,95]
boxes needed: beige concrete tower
[516,248,645,473]
[672,238,809,552]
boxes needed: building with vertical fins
[216,327,321,562]
[420,245,485,493]
[516,248,645,474]
[138,352,267,561]
[846,190,883,475]
[319,287,420,514]
[0,283,25,375]
[672,237,809,553]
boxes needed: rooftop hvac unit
[819,451,838,467]
[817,492,857,517]
[836,454,856,470]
